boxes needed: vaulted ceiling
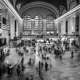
[10,0,67,9]
[10,0,79,9]
[9,0,79,17]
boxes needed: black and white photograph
[0,0,80,80]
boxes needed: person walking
[17,64,20,77]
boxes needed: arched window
[35,14,43,31]
[23,15,31,31]
[46,15,54,31]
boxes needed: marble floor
[2,47,80,80]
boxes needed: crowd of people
[0,39,37,80]
[0,37,80,80]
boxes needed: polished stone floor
[2,47,80,80]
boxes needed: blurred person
[71,51,74,59]
[45,62,48,71]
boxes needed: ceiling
[10,0,79,8]
[16,0,67,8]
[10,0,68,9]
[9,0,79,16]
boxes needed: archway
[19,1,59,19]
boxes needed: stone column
[70,16,75,35]
[43,19,46,35]
[17,20,23,35]
[72,15,76,34]
[69,16,76,36]
[31,19,35,34]
[78,10,80,35]
[54,21,59,36]
[68,17,71,35]
[61,20,63,35]
[58,22,61,36]
[10,15,15,39]
[14,19,16,37]
[63,19,66,35]
[16,20,19,37]
[78,10,80,44]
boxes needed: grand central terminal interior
[0,0,80,80]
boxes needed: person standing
[39,61,41,70]
[45,62,48,71]
[41,61,43,69]
[60,54,62,60]
[71,51,74,59]
[17,64,20,77]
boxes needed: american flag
[2,18,10,31]
[1,9,10,31]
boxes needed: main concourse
[0,0,80,80]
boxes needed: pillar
[79,10,80,35]
[68,17,71,35]
[70,16,76,34]
[10,15,15,39]
[66,14,76,36]
[78,10,80,44]
[72,15,76,34]
[43,19,46,35]
[18,19,23,36]
[63,19,66,35]
[16,20,19,37]
[61,20,63,35]
[31,19,35,34]
[58,22,61,36]
[54,21,59,36]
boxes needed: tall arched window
[46,15,54,31]
[23,15,31,31]
[35,14,43,31]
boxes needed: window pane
[23,16,31,30]
[46,15,54,31]
[23,20,27,26]
[35,15,43,31]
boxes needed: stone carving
[67,0,77,10]
[59,5,66,15]
[16,3,21,11]
[70,1,77,10]
[12,0,17,7]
